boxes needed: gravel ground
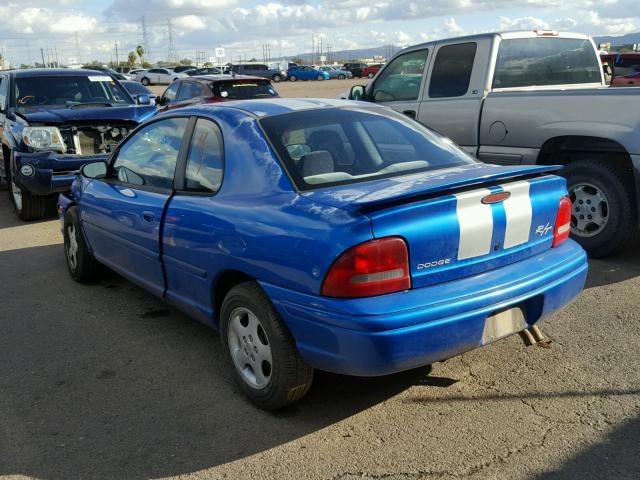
[1,79,639,479]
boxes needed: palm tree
[127,51,137,67]
[136,45,144,64]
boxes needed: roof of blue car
[191,98,378,118]
[10,68,110,78]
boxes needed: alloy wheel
[227,307,273,389]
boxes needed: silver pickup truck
[349,30,640,257]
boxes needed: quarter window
[429,43,477,98]
[0,77,7,111]
[371,49,428,102]
[162,82,179,103]
[184,119,224,193]
[112,117,188,190]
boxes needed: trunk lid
[302,164,567,288]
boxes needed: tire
[563,159,638,257]
[8,167,46,220]
[316,74,324,81]
[338,74,345,80]
[141,77,150,86]
[367,72,374,78]
[289,75,297,82]
[63,206,101,282]
[220,281,314,410]
[272,74,282,83]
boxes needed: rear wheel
[220,282,313,409]
[563,159,637,257]
[8,168,46,220]
[289,75,297,82]
[272,74,282,83]
[141,77,150,86]
[63,207,101,282]
[338,74,345,80]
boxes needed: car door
[79,117,191,297]
[159,69,171,84]
[368,48,430,121]
[418,39,491,155]
[162,117,225,323]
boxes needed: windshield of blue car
[260,107,476,190]
[212,81,277,99]
[15,75,133,109]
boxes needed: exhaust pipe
[519,324,549,346]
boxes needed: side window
[112,117,188,190]
[0,77,7,112]
[148,69,160,74]
[372,49,428,102]
[162,82,180,103]
[176,82,201,101]
[184,119,224,193]
[429,43,477,98]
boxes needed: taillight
[321,237,411,298]
[553,196,572,247]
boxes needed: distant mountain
[594,32,640,46]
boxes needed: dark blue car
[58,99,587,409]
[0,69,156,220]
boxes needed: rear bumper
[261,240,587,377]
[14,151,107,196]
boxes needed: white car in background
[135,68,187,86]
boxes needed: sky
[0,0,638,66]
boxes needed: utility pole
[114,41,119,66]
[54,46,59,67]
[141,16,150,63]
[167,19,177,64]
[40,47,45,67]
[74,32,81,64]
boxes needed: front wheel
[63,207,101,282]
[367,72,375,78]
[141,77,150,86]
[289,75,297,82]
[8,168,46,220]
[272,74,282,83]
[220,282,314,410]
[316,74,324,81]
[563,159,638,257]
[338,74,345,80]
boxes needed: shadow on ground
[585,240,640,289]
[0,244,432,479]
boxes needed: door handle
[142,211,156,223]
[403,110,416,119]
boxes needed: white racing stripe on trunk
[501,181,532,249]
[456,188,493,260]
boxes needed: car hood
[16,104,157,124]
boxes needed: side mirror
[349,85,366,100]
[81,161,108,179]
[137,94,151,105]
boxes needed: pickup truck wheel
[8,169,46,221]
[564,159,637,258]
[141,77,150,86]
[289,75,297,82]
[63,207,101,282]
[220,281,314,410]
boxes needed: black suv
[342,63,368,78]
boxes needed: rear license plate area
[481,306,527,345]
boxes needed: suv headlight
[23,126,67,153]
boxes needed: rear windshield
[212,81,277,100]
[15,75,132,108]
[493,37,601,89]
[260,107,475,190]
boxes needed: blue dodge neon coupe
[58,99,588,409]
